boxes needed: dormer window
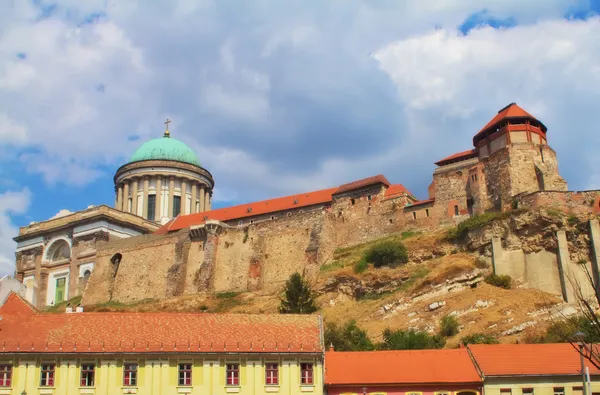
[293,198,299,204]
[247,207,252,213]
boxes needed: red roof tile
[325,350,481,385]
[334,174,390,195]
[435,149,477,166]
[474,103,545,144]
[0,293,322,354]
[157,175,406,234]
[383,184,412,200]
[468,343,600,376]
[407,198,435,207]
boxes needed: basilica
[12,104,600,308]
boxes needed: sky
[1,0,600,275]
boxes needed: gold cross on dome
[164,118,171,137]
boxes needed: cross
[164,118,171,131]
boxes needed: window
[123,363,137,386]
[83,269,91,285]
[367,195,372,201]
[247,207,252,213]
[300,363,313,385]
[178,363,192,386]
[412,212,417,220]
[147,194,156,221]
[287,212,292,217]
[226,363,239,386]
[128,198,133,212]
[293,198,299,204]
[173,196,181,217]
[80,364,95,387]
[523,389,534,395]
[265,363,278,385]
[271,216,275,220]
[425,209,430,217]
[554,388,565,395]
[0,365,11,387]
[501,389,512,395]
[238,220,243,225]
[40,364,55,387]
[351,198,356,205]
[454,205,459,216]
[250,220,255,224]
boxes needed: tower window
[454,205,459,216]
[147,194,156,221]
[367,195,372,201]
[412,212,417,220]
[426,209,430,217]
[351,198,356,205]
[173,196,181,217]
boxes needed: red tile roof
[468,343,600,377]
[0,293,322,354]
[157,175,409,234]
[334,174,390,195]
[325,350,481,385]
[435,149,477,166]
[474,103,545,144]
[407,198,435,207]
[383,184,412,200]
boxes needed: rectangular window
[300,363,313,385]
[425,209,430,217]
[147,194,156,221]
[412,212,417,220]
[123,363,138,386]
[0,365,12,387]
[523,389,534,395]
[173,196,181,217]
[554,388,565,395]
[178,363,192,386]
[40,364,55,387]
[80,364,95,387]
[367,195,372,201]
[501,389,512,395]
[265,363,278,385]
[226,363,239,386]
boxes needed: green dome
[129,136,201,166]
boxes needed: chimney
[329,343,335,352]
[65,303,73,313]
[76,303,84,313]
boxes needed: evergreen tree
[279,272,318,314]
[378,328,445,350]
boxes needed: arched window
[110,253,122,278]
[45,240,71,263]
[83,269,91,284]
[454,205,459,216]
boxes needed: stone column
[123,183,130,213]
[116,185,123,211]
[181,180,188,215]
[168,176,175,218]
[132,179,139,216]
[155,176,162,221]
[191,183,197,214]
[143,177,150,219]
[205,190,211,211]
[199,186,205,212]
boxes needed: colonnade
[115,175,212,222]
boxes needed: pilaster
[168,176,175,218]
[155,175,162,221]
[181,179,188,215]
[123,182,130,213]
[143,176,150,219]
[200,186,206,212]
[191,183,197,214]
[116,185,123,211]
[132,178,139,215]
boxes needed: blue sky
[1,0,600,274]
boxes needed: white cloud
[0,189,31,276]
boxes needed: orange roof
[325,350,481,385]
[435,149,477,166]
[0,293,322,354]
[474,103,545,144]
[468,343,600,377]
[334,174,390,195]
[157,175,410,234]
[383,184,411,200]
[407,198,435,207]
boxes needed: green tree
[439,315,460,337]
[459,333,499,345]
[364,241,408,268]
[378,328,445,350]
[279,272,318,314]
[324,320,374,351]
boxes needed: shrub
[363,241,408,268]
[324,320,375,351]
[484,273,512,289]
[320,260,344,272]
[460,333,498,345]
[279,273,318,314]
[568,215,580,225]
[354,258,368,274]
[439,315,460,337]
[216,291,239,299]
[445,212,509,241]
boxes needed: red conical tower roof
[473,103,546,146]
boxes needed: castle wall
[516,190,600,215]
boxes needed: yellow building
[0,294,323,395]
[467,344,600,395]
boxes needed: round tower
[114,120,214,224]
